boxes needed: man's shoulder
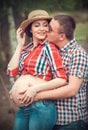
[70,41,87,55]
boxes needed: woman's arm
[31,77,67,92]
[8,28,26,70]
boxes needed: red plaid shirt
[7,41,67,81]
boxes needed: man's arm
[34,75,83,101]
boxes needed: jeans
[52,120,88,130]
[13,100,57,130]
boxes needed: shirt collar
[38,40,47,45]
[60,38,76,52]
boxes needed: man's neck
[57,39,70,49]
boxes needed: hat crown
[28,10,50,20]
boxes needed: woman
[7,9,67,130]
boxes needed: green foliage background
[0,0,88,21]
[0,0,88,70]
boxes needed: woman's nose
[40,25,44,30]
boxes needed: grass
[74,22,88,51]
[75,22,88,41]
[51,11,88,41]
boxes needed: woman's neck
[33,38,39,47]
[33,38,44,47]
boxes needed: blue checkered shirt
[56,39,88,125]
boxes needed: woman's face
[30,19,49,42]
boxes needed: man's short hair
[54,14,76,40]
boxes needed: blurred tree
[0,0,88,70]
[8,7,17,55]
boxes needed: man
[34,14,88,130]
[10,14,88,130]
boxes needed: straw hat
[20,9,52,37]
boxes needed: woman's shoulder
[22,42,33,50]
[44,41,58,50]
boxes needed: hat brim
[20,17,52,32]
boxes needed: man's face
[46,18,61,45]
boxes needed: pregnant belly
[11,85,28,107]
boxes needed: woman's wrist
[16,44,23,50]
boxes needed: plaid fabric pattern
[7,41,66,81]
[56,39,88,125]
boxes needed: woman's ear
[30,28,32,33]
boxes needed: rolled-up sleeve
[7,66,19,77]
[46,43,67,79]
